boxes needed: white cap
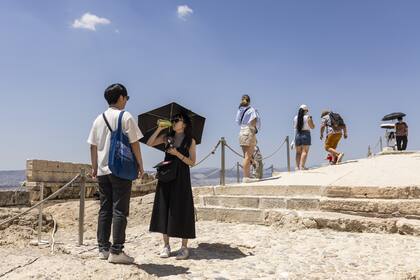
[300,104,309,111]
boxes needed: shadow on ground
[137,263,190,277]
[189,243,251,261]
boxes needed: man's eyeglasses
[124,95,130,101]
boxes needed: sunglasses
[171,118,183,123]
[124,95,130,101]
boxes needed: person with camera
[236,94,261,183]
[293,105,315,170]
[146,113,196,260]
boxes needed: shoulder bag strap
[240,107,251,124]
[102,113,113,132]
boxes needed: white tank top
[294,115,311,131]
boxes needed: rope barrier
[224,137,287,161]
[136,179,158,187]
[262,138,287,160]
[224,143,244,158]
[0,174,81,228]
[193,141,221,167]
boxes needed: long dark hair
[297,108,305,132]
[168,113,193,149]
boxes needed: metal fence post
[271,165,274,177]
[286,136,291,172]
[78,169,86,246]
[220,137,226,186]
[379,136,383,152]
[37,183,44,244]
[367,145,372,157]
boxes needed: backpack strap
[117,111,125,133]
[102,113,113,132]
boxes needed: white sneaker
[159,245,171,258]
[337,153,345,163]
[108,251,134,264]
[98,251,110,260]
[175,247,189,260]
[242,177,259,183]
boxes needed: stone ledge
[0,191,30,207]
[323,185,420,199]
[196,206,420,236]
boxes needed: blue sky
[1,0,419,171]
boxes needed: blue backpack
[103,111,138,181]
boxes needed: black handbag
[154,160,178,183]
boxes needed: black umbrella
[382,112,406,121]
[138,102,206,151]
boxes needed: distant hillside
[0,170,25,189]
[0,167,284,190]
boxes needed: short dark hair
[104,83,127,105]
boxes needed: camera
[166,136,175,149]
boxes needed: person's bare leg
[159,234,171,258]
[163,234,169,247]
[182,239,188,248]
[300,146,310,169]
[295,146,302,170]
[242,145,254,178]
[327,148,340,157]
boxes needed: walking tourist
[293,105,315,170]
[395,117,408,151]
[320,110,348,164]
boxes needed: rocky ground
[0,195,419,279]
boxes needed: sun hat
[300,104,309,111]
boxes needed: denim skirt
[295,130,311,146]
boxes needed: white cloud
[177,5,193,20]
[72,12,111,31]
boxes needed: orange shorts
[325,133,342,150]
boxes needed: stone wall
[0,191,30,207]
[25,159,156,204]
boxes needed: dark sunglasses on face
[124,95,130,101]
[171,118,182,123]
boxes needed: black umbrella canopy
[382,112,406,121]
[138,102,206,151]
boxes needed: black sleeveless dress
[149,137,196,239]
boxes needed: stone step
[194,185,420,199]
[199,194,420,218]
[200,195,320,211]
[323,185,420,199]
[195,206,420,236]
[212,185,322,197]
[320,198,420,219]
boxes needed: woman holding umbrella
[146,112,196,260]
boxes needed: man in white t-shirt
[87,83,144,264]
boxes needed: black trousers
[396,136,408,151]
[97,174,132,254]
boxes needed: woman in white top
[236,95,261,183]
[293,104,315,170]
